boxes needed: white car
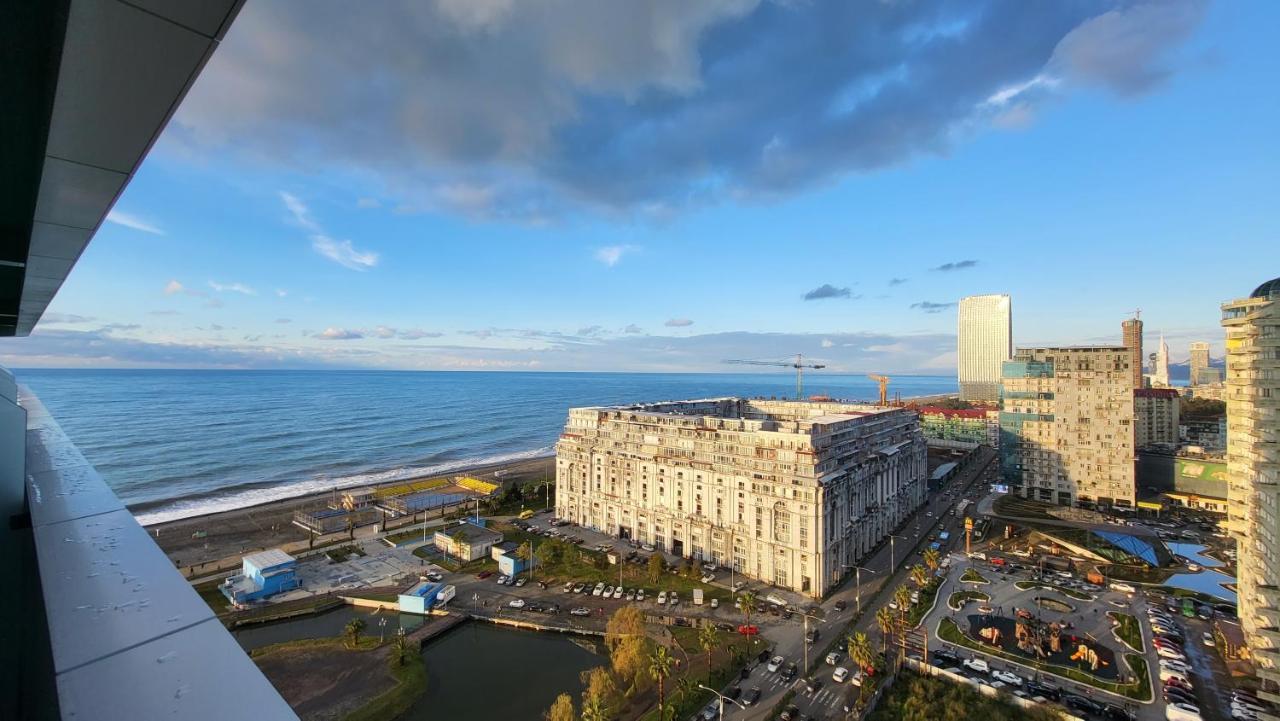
[497,574,509,584]
[1110,582,1136,593]
[991,670,1023,686]
[962,658,990,674]
[1157,647,1187,661]
[636,589,646,602]
[570,607,590,617]
[710,598,719,609]
[508,598,526,608]
[1166,702,1203,721]
[669,593,679,606]
[832,667,850,683]
[657,590,668,605]
[1160,659,1192,674]
[825,652,842,665]
[767,655,784,673]
[1202,632,1215,647]
[969,552,987,560]
[613,586,624,599]
[592,583,605,597]
[701,573,716,584]
[603,585,614,597]
[562,582,574,593]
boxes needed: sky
[5,0,1278,374]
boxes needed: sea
[16,369,956,526]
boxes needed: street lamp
[887,534,906,572]
[379,616,388,643]
[797,609,824,676]
[696,684,746,721]
[841,564,876,615]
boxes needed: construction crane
[725,354,826,400]
[867,374,891,405]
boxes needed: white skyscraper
[957,294,1012,402]
[1153,333,1171,388]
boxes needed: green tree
[875,606,895,653]
[545,693,576,721]
[847,631,874,674]
[894,585,912,618]
[648,645,674,720]
[346,516,355,540]
[739,590,757,627]
[344,618,366,648]
[923,548,941,574]
[580,667,618,721]
[648,553,666,584]
[388,630,410,668]
[911,564,929,588]
[698,623,718,673]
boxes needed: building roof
[1251,277,1280,299]
[930,462,958,480]
[437,521,502,545]
[1135,388,1180,398]
[916,407,990,419]
[242,549,295,569]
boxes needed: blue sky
[5,0,1277,372]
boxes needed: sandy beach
[146,455,554,570]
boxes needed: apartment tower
[1222,278,1280,704]
[1189,341,1214,386]
[958,294,1013,403]
[1122,316,1144,389]
[999,346,1137,507]
[555,398,926,598]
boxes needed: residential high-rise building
[555,398,926,598]
[958,294,1012,403]
[1134,388,1180,447]
[1222,277,1280,702]
[1122,317,1144,389]
[1153,334,1171,388]
[1189,341,1215,386]
[999,346,1136,507]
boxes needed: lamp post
[797,609,824,676]
[696,684,746,721]
[379,616,388,643]
[887,534,906,572]
[841,564,876,615]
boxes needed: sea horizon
[17,368,958,526]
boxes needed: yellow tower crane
[867,374,891,405]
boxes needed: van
[518,509,535,520]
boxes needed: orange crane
[867,374,890,405]
[725,354,826,400]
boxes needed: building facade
[1151,334,1171,388]
[1222,278,1280,703]
[1190,341,1211,386]
[1123,317,1144,389]
[1000,346,1137,507]
[958,294,1013,403]
[555,398,926,598]
[1134,388,1180,448]
[916,407,1001,450]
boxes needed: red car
[477,570,493,579]
[738,625,759,636]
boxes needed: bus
[954,499,972,517]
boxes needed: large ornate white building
[555,398,926,599]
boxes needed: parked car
[657,590,668,605]
[962,658,989,674]
[603,585,614,597]
[742,687,761,706]
[782,662,797,680]
[570,607,591,616]
[515,577,527,587]
[1025,682,1060,701]
[508,599,526,608]
[767,655,784,673]
[636,589,646,602]
[1063,694,1104,716]
[1166,702,1203,721]
[825,651,842,665]
[701,573,716,584]
[833,600,847,612]
[1202,631,1215,647]
[612,586,623,599]
[425,572,443,582]
[710,598,719,609]
[991,670,1023,686]
[592,582,605,596]
[832,666,850,683]
[572,582,585,593]
[669,593,679,606]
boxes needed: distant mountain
[1166,357,1225,382]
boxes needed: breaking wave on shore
[132,445,554,526]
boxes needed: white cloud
[821,338,834,348]
[105,210,164,235]
[318,327,364,340]
[665,318,694,327]
[372,325,397,338]
[311,235,380,270]
[594,245,637,267]
[208,280,257,295]
[279,191,320,231]
[356,197,381,209]
[163,280,185,296]
[276,289,288,297]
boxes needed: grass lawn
[250,635,382,658]
[961,568,990,585]
[937,618,1152,701]
[342,653,427,721]
[1108,612,1144,652]
[1013,580,1093,601]
[194,577,233,614]
[906,578,943,628]
[383,527,430,546]
[948,590,991,611]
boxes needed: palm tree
[344,618,366,648]
[698,624,718,674]
[581,693,611,721]
[740,591,757,627]
[923,547,940,574]
[910,564,928,588]
[648,645,674,720]
[875,606,895,653]
[847,631,874,674]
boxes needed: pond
[1166,542,1223,569]
[402,622,605,721]
[232,605,426,652]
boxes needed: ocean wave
[132,445,555,526]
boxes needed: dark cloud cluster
[171,0,1205,219]
[911,301,958,313]
[888,278,909,286]
[803,284,855,301]
[931,260,978,272]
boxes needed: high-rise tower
[1189,341,1211,386]
[1153,333,1171,388]
[1222,277,1280,701]
[957,294,1012,403]
[1122,315,1144,388]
